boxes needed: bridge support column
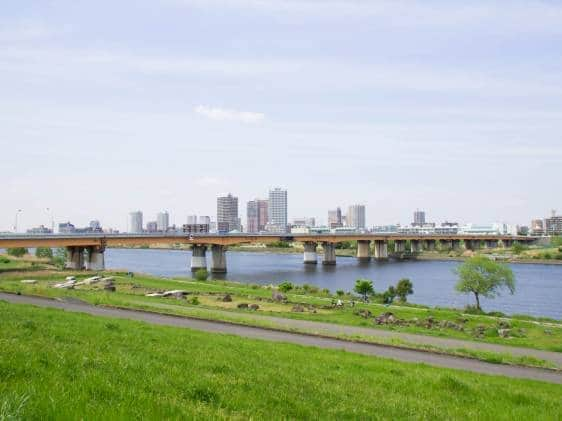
[303,242,318,264]
[502,239,513,248]
[440,240,452,251]
[210,245,227,273]
[394,240,405,253]
[322,242,336,265]
[426,240,436,251]
[374,240,388,260]
[452,240,461,251]
[410,240,421,253]
[86,246,105,271]
[357,240,371,262]
[464,239,474,250]
[190,244,207,272]
[485,240,498,249]
[65,246,84,270]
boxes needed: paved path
[1,292,561,384]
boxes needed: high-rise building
[267,188,288,232]
[347,204,366,229]
[58,222,76,233]
[146,221,158,233]
[545,210,562,235]
[217,193,239,232]
[531,219,544,235]
[246,199,269,233]
[328,207,342,228]
[187,215,198,225]
[156,211,169,232]
[198,216,211,225]
[129,211,143,233]
[413,209,426,226]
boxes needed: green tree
[6,247,27,257]
[35,247,53,259]
[336,289,345,297]
[194,269,209,281]
[396,278,414,302]
[51,248,67,270]
[455,256,515,311]
[354,279,374,301]
[511,242,527,255]
[278,281,294,293]
[382,286,396,304]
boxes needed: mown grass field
[1,300,561,420]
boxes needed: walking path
[1,292,561,384]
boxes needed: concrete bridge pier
[190,244,207,272]
[210,245,227,273]
[440,240,452,250]
[85,246,105,271]
[394,240,405,253]
[322,242,336,265]
[452,240,461,251]
[303,242,318,264]
[65,246,84,270]
[373,240,388,260]
[426,240,436,251]
[502,239,513,248]
[357,240,371,262]
[485,240,498,249]
[410,240,422,254]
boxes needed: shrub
[35,247,53,259]
[321,288,330,295]
[396,278,414,302]
[543,253,552,260]
[486,311,506,317]
[267,241,291,248]
[194,269,209,281]
[190,296,200,305]
[555,253,562,260]
[7,248,27,258]
[0,256,10,264]
[382,286,396,304]
[463,305,485,315]
[278,281,294,293]
[336,289,345,297]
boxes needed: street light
[13,209,22,233]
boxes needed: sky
[1,0,561,232]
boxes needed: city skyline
[2,1,561,231]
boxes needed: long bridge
[0,233,537,273]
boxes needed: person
[336,299,343,307]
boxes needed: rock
[544,329,553,335]
[473,324,486,337]
[354,309,372,319]
[249,304,259,310]
[375,312,396,325]
[237,303,249,309]
[75,276,102,286]
[146,292,165,297]
[161,290,188,298]
[103,284,116,292]
[65,276,76,281]
[272,291,286,302]
[20,280,37,284]
[222,294,233,302]
[292,304,305,312]
[53,280,76,289]
[497,320,511,329]
[498,328,511,338]
[100,277,115,282]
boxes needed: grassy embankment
[1,300,561,419]
[1,255,560,369]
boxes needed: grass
[1,300,561,420]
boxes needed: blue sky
[1,0,561,231]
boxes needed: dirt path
[1,292,561,384]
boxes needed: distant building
[292,217,315,227]
[413,209,426,226]
[217,194,239,232]
[187,215,198,225]
[247,199,269,233]
[372,225,399,233]
[89,220,102,232]
[146,221,158,233]
[157,211,169,232]
[198,216,211,225]
[347,204,366,229]
[268,188,288,232]
[27,225,53,234]
[459,223,507,235]
[182,224,209,234]
[531,219,545,235]
[257,200,268,231]
[58,222,75,234]
[129,211,143,233]
[328,207,342,228]
[545,211,562,235]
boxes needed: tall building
[58,222,76,233]
[146,221,158,233]
[413,209,426,226]
[328,207,342,228]
[217,193,239,232]
[198,216,211,225]
[187,215,198,225]
[545,210,562,235]
[156,211,169,232]
[531,219,544,235]
[129,211,143,233]
[246,199,269,233]
[267,188,288,232]
[347,204,366,229]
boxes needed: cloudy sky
[1,0,561,232]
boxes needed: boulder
[354,309,372,319]
[498,328,511,338]
[497,320,511,329]
[292,304,305,312]
[104,284,116,292]
[161,290,188,298]
[249,304,259,311]
[272,291,286,302]
[237,303,249,309]
[222,294,233,302]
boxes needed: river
[104,248,562,320]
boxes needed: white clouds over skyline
[194,105,265,123]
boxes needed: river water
[104,248,562,320]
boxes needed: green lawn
[1,300,561,420]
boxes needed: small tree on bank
[36,247,53,259]
[194,268,209,281]
[354,279,374,301]
[7,248,27,258]
[396,278,414,302]
[278,281,294,293]
[455,256,515,311]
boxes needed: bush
[336,289,345,297]
[194,269,209,281]
[463,305,485,315]
[382,286,396,304]
[278,281,294,293]
[396,279,414,302]
[543,253,552,260]
[189,296,200,305]
[321,288,330,295]
[486,311,506,317]
[267,241,291,248]
[7,248,27,257]
[0,256,10,264]
[35,247,53,259]
[555,253,562,260]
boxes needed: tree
[194,268,208,281]
[396,278,414,302]
[51,247,67,270]
[6,248,27,257]
[336,289,345,297]
[382,286,396,304]
[35,247,53,259]
[354,279,374,301]
[455,256,515,311]
[278,281,294,293]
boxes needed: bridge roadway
[0,233,537,273]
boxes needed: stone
[354,309,372,319]
[237,303,249,309]
[272,291,286,302]
[249,304,259,310]
[161,290,188,298]
[53,280,76,289]
[292,304,305,312]
[222,294,233,302]
[497,320,511,329]
[65,276,76,281]
[498,328,511,338]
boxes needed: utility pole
[13,209,22,233]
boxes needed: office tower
[267,188,287,232]
[217,193,239,232]
[413,209,426,226]
[187,215,198,225]
[146,221,158,233]
[258,199,268,231]
[347,204,366,229]
[328,207,342,228]
[246,199,269,233]
[129,211,143,233]
[156,211,169,232]
[545,210,562,235]
[198,216,211,225]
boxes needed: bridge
[0,233,536,273]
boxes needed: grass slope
[1,300,561,420]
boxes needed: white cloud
[194,105,265,123]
